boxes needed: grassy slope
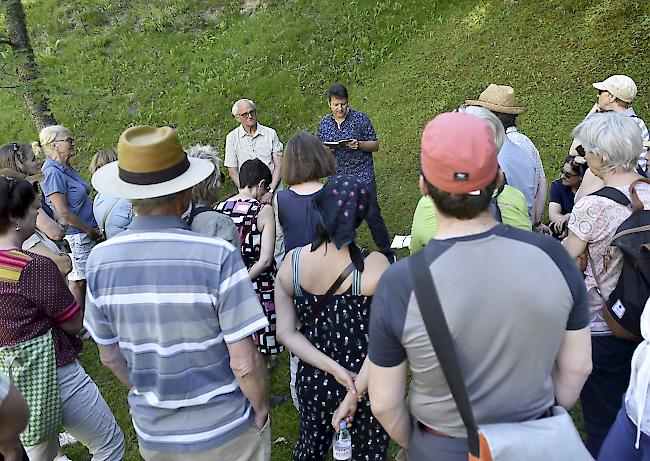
[1,0,649,459]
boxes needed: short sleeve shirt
[370,225,588,437]
[316,108,378,184]
[549,179,576,215]
[568,183,650,334]
[224,123,283,172]
[93,193,133,239]
[41,158,97,234]
[0,249,82,367]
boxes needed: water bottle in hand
[333,419,352,460]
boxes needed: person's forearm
[552,365,591,409]
[533,180,547,224]
[228,167,240,188]
[548,208,564,223]
[101,353,132,388]
[232,350,269,418]
[59,209,95,235]
[0,440,24,461]
[280,330,342,377]
[248,256,272,280]
[270,167,281,190]
[359,140,379,153]
[374,402,412,448]
[37,209,65,240]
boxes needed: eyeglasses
[575,145,586,157]
[561,169,579,179]
[55,137,74,144]
[598,90,609,96]
[237,110,256,118]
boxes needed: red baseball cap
[421,112,498,195]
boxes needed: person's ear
[496,168,506,189]
[418,175,428,197]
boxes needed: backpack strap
[186,201,218,227]
[590,187,631,207]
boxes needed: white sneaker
[58,431,77,446]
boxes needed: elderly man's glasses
[238,110,256,118]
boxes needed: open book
[323,139,354,149]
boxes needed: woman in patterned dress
[217,158,283,361]
[275,175,391,461]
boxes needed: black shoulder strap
[590,187,631,207]
[407,250,481,457]
[299,261,355,331]
[186,201,218,226]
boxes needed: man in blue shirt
[316,83,395,261]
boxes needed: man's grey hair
[572,111,643,174]
[231,99,256,117]
[187,144,222,204]
[456,104,505,151]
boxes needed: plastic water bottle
[333,420,352,460]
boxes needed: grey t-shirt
[368,224,589,437]
[183,202,240,249]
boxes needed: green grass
[1,0,648,459]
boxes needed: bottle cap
[339,420,347,429]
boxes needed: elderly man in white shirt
[225,99,283,205]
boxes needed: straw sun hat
[92,126,214,200]
[465,84,526,115]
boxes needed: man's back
[369,224,589,437]
[498,138,537,215]
[84,215,268,453]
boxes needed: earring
[14,224,20,231]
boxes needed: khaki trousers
[139,418,271,461]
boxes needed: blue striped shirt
[84,215,268,453]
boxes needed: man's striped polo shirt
[84,215,268,453]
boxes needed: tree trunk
[3,0,57,131]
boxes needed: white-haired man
[225,99,283,205]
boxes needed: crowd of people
[0,75,649,461]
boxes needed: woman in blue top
[35,125,101,311]
[89,148,133,239]
[277,132,337,252]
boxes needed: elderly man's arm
[270,153,282,190]
[552,327,592,408]
[228,167,240,189]
[368,359,411,447]
[227,337,269,429]
[99,343,133,388]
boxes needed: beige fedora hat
[92,126,214,200]
[466,84,526,114]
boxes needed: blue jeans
[581,335,637,458]
[598,408,650,460]
[365,181,393,257]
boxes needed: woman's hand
[329,362,357,394]
[88,227,102,241]
[331,391,361,431]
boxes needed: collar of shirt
[622,107,637,117]
[42,157,68,173]
[237,123,265,139]
[327,107,356,125]
[128,215,190,231]
[505,126,518,134]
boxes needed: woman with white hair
[184,145,239,248]
[563,111,650,457]
[35,126,101,311]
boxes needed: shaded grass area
[2,0,647,459]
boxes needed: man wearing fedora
[467,84,547,230]
[84,126,271,461]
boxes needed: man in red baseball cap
[365,112,591,460]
